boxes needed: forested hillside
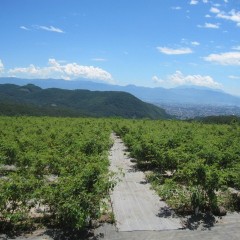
[0,84,170,119]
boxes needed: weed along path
[109,133,182,231]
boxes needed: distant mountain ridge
[0,83,170,119]
[1,77,240,107]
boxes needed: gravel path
[109,133,182,231]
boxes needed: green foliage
[0,84,171,119]
[193,115,240,125]
[1,115,240,231]
[113,118,240,213]
[0,117,112,230]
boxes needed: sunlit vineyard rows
[113,119,240,214]
[0,117,112,230]
[0,117,239,231]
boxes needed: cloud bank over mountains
[0,59,114,83]
[152,71,221,89]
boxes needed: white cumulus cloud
[190,0,198,5]
[8,59,114,83]
[152,75,164,84]
[168,71,221,88]
[191,41,200,46]
[204,52,240,65]
[157,47,193,55]
[216,9,240,27]
[210,7,220,14]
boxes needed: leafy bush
[0,117,112,230]
[113,119,240,214]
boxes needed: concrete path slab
[109,133,182,231]
[95,214,240,240]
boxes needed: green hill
[0,84,171,119]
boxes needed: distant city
[156,103,240,120]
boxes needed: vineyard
[0,117,240,232]
[0,117,113,231]
[113,119,240,215]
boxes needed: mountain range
[0,83,170,119]
[1,77,240,107]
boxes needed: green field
[0,117,239,231]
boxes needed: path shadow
[182,213,216,230]
[156,206,176,218]
[127,168,137,173]
[139,180,148,184]
[0,222,36,239]
[127,163,138,173]
[45,228,94,240]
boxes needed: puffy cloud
[0,60,4,73]
[167,71,221,88]
[8,59,114,83]
[190,0,198,5]
[38,25,64,33]
[216,9,240,27]
[153,71,221,88]
[198,22,220,28]
[157,47,193,55]
[210,7,220,14]
[152,75,164,84]
[204,52,240,65]
[9,64,40,75]
[191,41,200,46]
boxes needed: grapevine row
[113,119,240,214]
[0,117,112,230]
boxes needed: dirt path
[109,133,182,231]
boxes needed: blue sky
[0,0,240,95]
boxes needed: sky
[0,0,240,95]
